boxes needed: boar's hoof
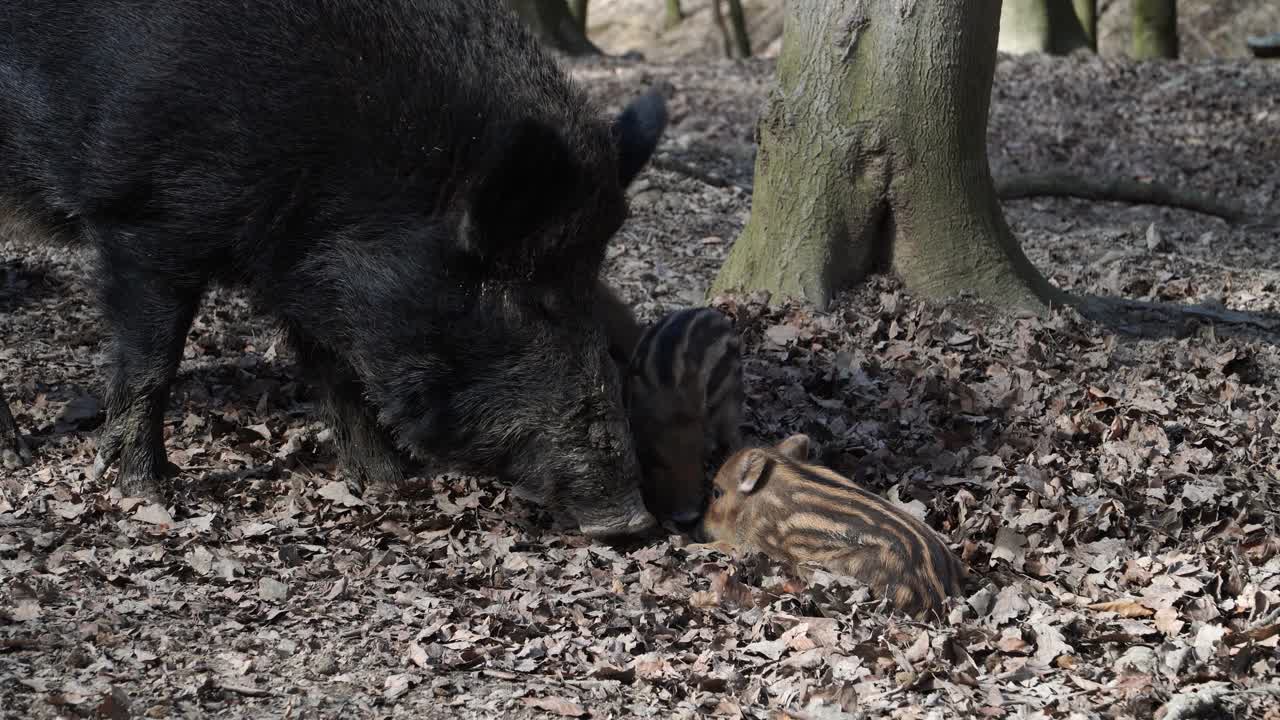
[113,463,175,505]
[579,508,658,540]
[1,434,31,470]
[1,446,30,470]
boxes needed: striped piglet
[697,434,967,619]
[625,307,745,526]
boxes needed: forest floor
[3,52,1280,720]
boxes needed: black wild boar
[0,0,668,538]
[697,434,967,619]
[625,307,745,524]
[594,281,645,371]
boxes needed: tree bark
[998,0,1093,55]
[725,0,752,58]
[506,0,601,56]
[1131,0,1178,59]
[665,0,684,30]
[712,0,1063,313]
[569,0,589,33]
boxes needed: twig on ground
[650,155,749,192]
[1160,681,1280,720]
[219,682,278,698]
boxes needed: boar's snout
[668,508,701,526]
[577,497,658,539]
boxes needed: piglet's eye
[711,487,724,501]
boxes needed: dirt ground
[3,49,1280,720]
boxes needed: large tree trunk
[998,0,1093,55]
[1131,0,1178,59]
[506,0,601,56]
[712,0,1062,313]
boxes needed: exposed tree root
[1070,292,1280,340]
[996,171,1259,226]
[657,159,1270,231]
[1159,681,1280,720]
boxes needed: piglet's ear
[736,450,773,495]
[776,434,811,462]
[460,118,579,263]
[611,90,667,189]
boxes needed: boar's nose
[668,509,702,527]
[580,507,658,540]
[626,509,659,534]
[686,523,710,543]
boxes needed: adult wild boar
[0,0,667,537]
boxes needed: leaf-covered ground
[3,53,1280,719]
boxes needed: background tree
[1132,0,1179,59]
[1074,0,1098,50]
[506,0,600,55]
[710,0,753,58]
[569,0,589,33]
[665,0,684,30]
[998,0,1093,55]
[712,0,1062,312]
[725,0,752,58]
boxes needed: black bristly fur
[0,0,667,536]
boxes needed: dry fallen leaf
[407,642,429,669]
[258,577,289,603]
[133,503,175,527]
[1088,599,1155,618]
[383,673,413,703]
[187,546,214,576]
[317,480,366,507]
[522,696,587,717]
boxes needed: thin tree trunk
[665,0,684,30]
[711,0,1062,313]
[1131,0,1178,59]
[998,0,1092,55]
[1073,0,1098,50]
[725,0,752,58]
[570,0,589,33]
[506,0,601,56]
[710,0,732,57]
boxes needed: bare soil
[3,51,1280,719]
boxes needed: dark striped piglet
[626,307,745,526]
[697,434,966,619]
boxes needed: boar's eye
[538,290,561,315]
[711,486,724,501]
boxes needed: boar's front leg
[292,338,413,496]
[90,244,203,501]
[0,390,31,468]
[594,280,643,370]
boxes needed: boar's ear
[612,90,667,188]
[460,118,579,261]
[736,450,773,495]
[776,434,811,462]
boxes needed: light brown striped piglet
[697,434,966,619]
